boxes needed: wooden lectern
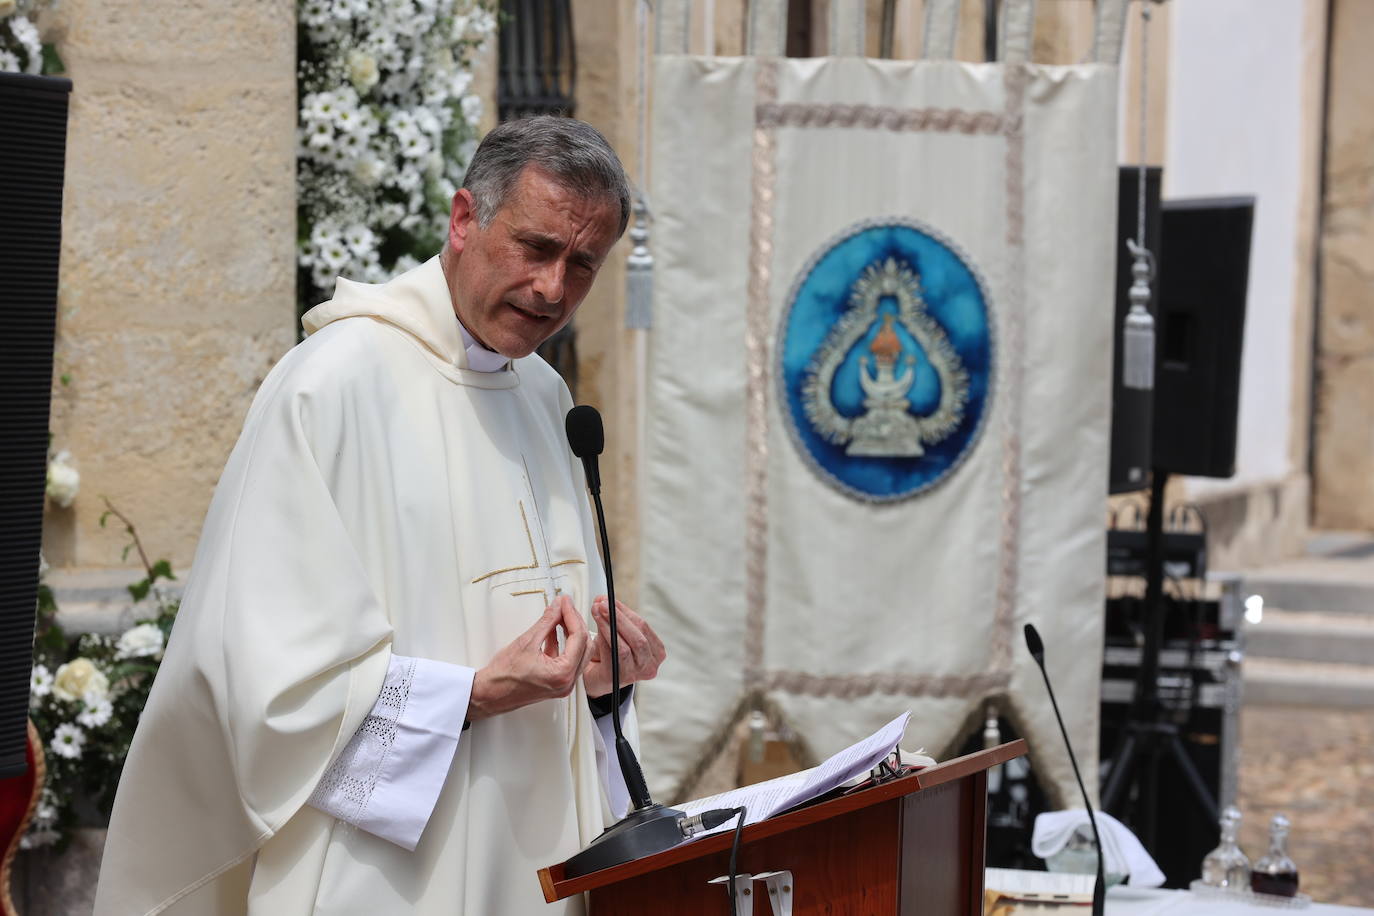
[539,739,1026,915]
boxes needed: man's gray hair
[462,116,631,236]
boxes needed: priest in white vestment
[94,117,665,915]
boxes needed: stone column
[1313,0,1374,531]
[39,0,299,570]
[573,0,647,606]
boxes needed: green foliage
[26,503,180,851]
[40,41,62,75]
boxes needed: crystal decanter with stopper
[1201,805,1251,888]
[1251,813,1300,897]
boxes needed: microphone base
[563,803,687,878]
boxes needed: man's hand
[582,596,667,700]
[467,596,591,722]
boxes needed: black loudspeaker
[1109,167,1162,494]
[1151,197,1255,478]
[0,72,72,778]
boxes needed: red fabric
[0,723,40,916]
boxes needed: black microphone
[565,404,603,495]
[562,406,686,878]
[1024,623,1106,916]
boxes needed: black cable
[728,806,747,916]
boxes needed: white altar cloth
[1107,885,1373,916]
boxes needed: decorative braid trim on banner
[757,103,1004,134]
[743,58,780,692]
[766,670,1012,700]
[991,62,1029,668]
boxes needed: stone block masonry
[39,0,299,570]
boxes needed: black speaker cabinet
[0,72,72,778]
[1109,167,1162,494]
[1151,197,1255,479]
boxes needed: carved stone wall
[39,0,299,570]
[1312,0,1374,531]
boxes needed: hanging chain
[1135,1,1151,253]
[625,0,655,331]
[637,0,650,189]
[1122,1,1158,392]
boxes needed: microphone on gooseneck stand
[1024,623,1106,916]
[562,405,688,878]
[564,405,650,809]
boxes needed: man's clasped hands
[465,596,666,722]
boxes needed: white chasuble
[95,257,615,915]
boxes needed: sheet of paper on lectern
[677,712,912,837]
[985,867,1094,902]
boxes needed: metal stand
[1100,469,1220,848]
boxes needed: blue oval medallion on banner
[778,219,995,503]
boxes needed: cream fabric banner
[639,46,1118,808]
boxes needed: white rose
[52,658,110,704]
[115,622,165,660]
[352,155,387,187]
[347,49,380,95]
[46,451,80,508]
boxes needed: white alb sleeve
[591,693,637,820]
[307,654,473,850]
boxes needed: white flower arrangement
[45,449,80,508]
[296,0,496,309]
[27,507,180,850]
[0,0,54,75]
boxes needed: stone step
[1242,657,1374,707]
[1244,578,1374,616]
[44,566,186,636]
[1245,608,1374,666]
[1240,556,1374,616]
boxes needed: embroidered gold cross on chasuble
[470,458,586,608]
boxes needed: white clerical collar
[456,319,510,372]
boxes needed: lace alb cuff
[307,655,473,851]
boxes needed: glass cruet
[1250,813,1300,897]
[1201,805,1251,888]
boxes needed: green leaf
[127,580,151,602]
[41,43,65,76]
[60,373,72,386]
[150,559,174,582]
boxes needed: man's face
[445,165,621,359]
